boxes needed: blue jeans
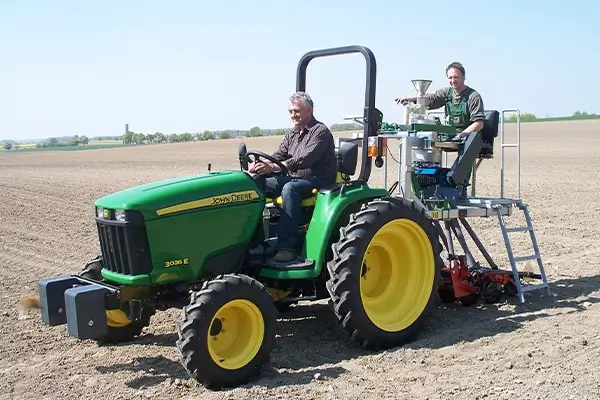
[263,175,329,252]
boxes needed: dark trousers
[255,175,329,252]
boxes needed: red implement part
[483,272,514,286]
[450,257,479,298]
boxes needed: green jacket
[425,86,485,135]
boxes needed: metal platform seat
[478,110,500,159]
[435,110,499,159]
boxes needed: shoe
[262,243,278,257]
[271,249,298,262]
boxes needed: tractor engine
[92,170,267,286]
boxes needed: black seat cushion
[480,110,499,145]
[336,141,358,176]
[477,110,499,157]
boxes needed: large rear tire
[176,274,278,389]
[326,197,442,350]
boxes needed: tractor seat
[267,187,320,207]
[478,109,499,158]
[266,140,359,207]
[436,110,499,159]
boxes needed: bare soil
[1,120,599,400]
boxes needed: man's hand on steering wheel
[249,160,281,174]
[245,150,289,176]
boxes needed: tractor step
[263,257,315,271]
[249,240,315,271]
[495,201,550,303]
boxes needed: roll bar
[295,45,383,182]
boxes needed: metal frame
[296,45,381,183]
[426,108,522,199]
[500,109,521,199]
[344,109,548,304]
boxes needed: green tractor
[37,45,443,389]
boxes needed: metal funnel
[412,79,432,95]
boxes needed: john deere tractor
[37,45,443,389]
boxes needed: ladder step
[513,254,539,262]
[505,226,531,233]
[494,204,550,304]
[521,283,548,293]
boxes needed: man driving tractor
[249,91,337,263]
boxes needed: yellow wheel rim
[106,310,132,328]
[359,218,435,332]
[207,299,265,370]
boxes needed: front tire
[176,274,278,389]
[326,197,443,350]
[79,256,154,344]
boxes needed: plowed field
[1,119,599,400]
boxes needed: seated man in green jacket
[395,61,485,194]
[395,61,485,140]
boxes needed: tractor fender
[304,184,389,278]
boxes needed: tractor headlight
[115,209,126,221]
[97,207,104,219]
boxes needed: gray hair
[289,91,314,109]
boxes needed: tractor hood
[94,170,265,221]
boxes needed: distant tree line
[5,112,599,151]
[1,122,363,151]
[120,126,290,145]
[34,135,89,148]
[331,122,362,131]
[2,135,89,150]
[503,110,600,122]
[119,123,362,145]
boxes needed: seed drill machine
[35,45,550,389]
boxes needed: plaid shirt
[272,116,337,182]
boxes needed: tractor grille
[96,215,152,276]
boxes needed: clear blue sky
[1,0,598,141]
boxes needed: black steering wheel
[244,150,289,175]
